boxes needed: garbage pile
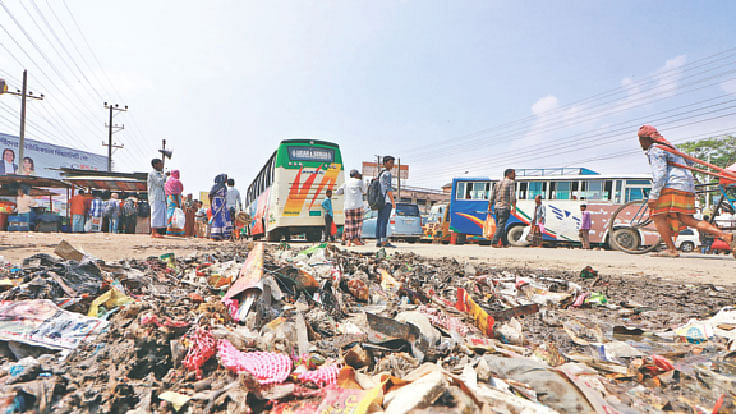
[0,240,734,413]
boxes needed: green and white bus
[245,139,345,241]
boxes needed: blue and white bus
[447,168,653,246]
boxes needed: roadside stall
[58,168,149,234]
[0,174,72,232]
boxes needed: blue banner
[0,133,107,178]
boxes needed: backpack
[137,201,151,217]
[367,170,386,211]
[123,200,136,216]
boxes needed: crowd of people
[67,189,149,234]
[146,159,242,241]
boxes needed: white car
[675,228,700,253]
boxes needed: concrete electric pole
[103,102,127,171]
[0,70,44,174]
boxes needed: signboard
[361,161,409,180]
[0,132,107,178]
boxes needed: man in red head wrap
[638,125,734,257]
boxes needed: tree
[676,135,736,213]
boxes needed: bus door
[449,180,492,237]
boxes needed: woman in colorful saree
[209,174,231,240]
[165,170,185,236]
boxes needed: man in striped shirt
[489,168,516,247]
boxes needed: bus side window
[465,183,473,199]
[528,181,546,199]
[456,182,466,200]
[615,180,622,203]
[518,182,527,199]
[471,182,487,199]
[571,181,580,199]
[604,180,613,200]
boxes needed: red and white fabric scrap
[217,339,292,384]
[296,364,340,387]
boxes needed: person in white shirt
[225,178,241,240]
[337,169,367,246]
[16,187,36,214]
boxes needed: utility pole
[397,157,401,200]
[0,70,44,174]
[103,102,127,171]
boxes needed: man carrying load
[638,124,735,258]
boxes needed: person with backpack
[373,156,396,248]
[122,197,137,234]
[136,196,151,234]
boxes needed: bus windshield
[287,146,335,162]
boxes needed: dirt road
[343,242,736,285]
[1,232,733,285]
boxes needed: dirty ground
[0,239,734,413]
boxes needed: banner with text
[0,133,107,178]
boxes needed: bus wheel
[507,226,527,247]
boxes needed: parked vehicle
[362,202,423,242]
[421,204,447,242]
[674,228,700,253]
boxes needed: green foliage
[676,135,736,211]
[676,135,736,170]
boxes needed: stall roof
[0,174,72,188]
[0,188,58,197]
[58,168,148,192]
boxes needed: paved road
[341,242,736,285]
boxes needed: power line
[411,106,736,179]
[416,92,736,172]
[400,45,736,155]
[0,19,102,141]
[408,62,736,162]
[51,0,151,163]
[59,0,151,162]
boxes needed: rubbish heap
[0,240,734,413]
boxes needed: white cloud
[722,79,736,95]
[652,54,686,98]
[531,95,558,116]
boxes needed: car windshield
[395,204,419,216]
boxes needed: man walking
[376,156,396,248]
[148,159,168,238]
[489,168,516,247]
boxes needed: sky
[1,0,736,193]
